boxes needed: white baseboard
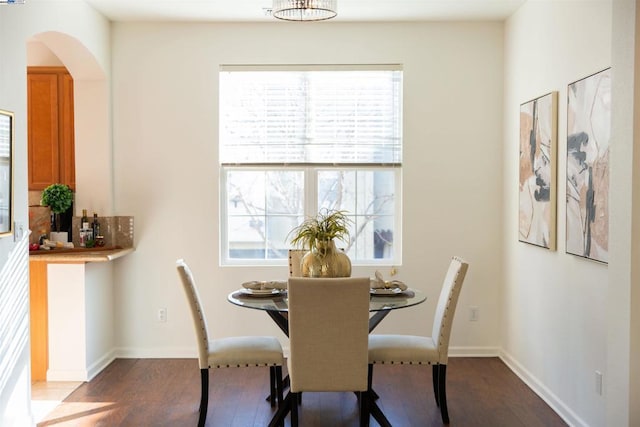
[499,349,586,427]
[47,369,89,382]
[113,345,500,361]
[449,346,500,357]
[115,346,196,359]
[86,349,117,381]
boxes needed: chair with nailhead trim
[176,259,285,427]
[269,277,372,427]
[367,256,469,424]
[288,249,307,277]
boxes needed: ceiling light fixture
[272,0,337,21]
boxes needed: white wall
[110,22,505,357]
[0,1,110,425]
[608,1,640,425]
[503,2,612,426]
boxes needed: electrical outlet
[595,371,603,395]
[158,308,167,323]
[469,306,479,322]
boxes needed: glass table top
[227,288,426,313]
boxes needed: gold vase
[301,239,351,278]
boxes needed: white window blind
[219,67,402,165]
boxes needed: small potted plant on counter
[288,208,352,278]
[41,183,73,243]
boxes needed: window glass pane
[227,170,265,214]
[226,169,303,260]
[266,215,300,259]
[227,215,266,259]
[357,170,395,216]
[318,169,395,261]
[318,170,356,213]
[266,171,304,215]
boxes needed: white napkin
[242,280,288,290]
[370,270,407,291]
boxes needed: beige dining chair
[176,259,285,427]
[288,249,307,277]
[269,277,372,427]
[368,256,469,424]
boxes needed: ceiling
[83,0,526,23]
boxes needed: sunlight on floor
[31,381,82,424]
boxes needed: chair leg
[437,364,449,424]
[367,364,380,400]
[359,390,371,427]
[432,364,440,407]
[268,391,293,427]
[269,367,277,407]
[291,392,299,426]
[198,368,209,427]
[275,366,283,407]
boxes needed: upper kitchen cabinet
[28,66,75,191]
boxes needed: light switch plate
[14,221,24,242]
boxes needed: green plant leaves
[41,183,73,214]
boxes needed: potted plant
[288,209,352,277]
[41,183,73,242]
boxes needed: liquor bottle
[81,209,89,229]
[92,213,100,241]
[80,209,90,247]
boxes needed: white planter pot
[50,231,68,243]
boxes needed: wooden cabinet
[30,260,48,381]
[28,67,75,191]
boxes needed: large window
[220,65,402,265]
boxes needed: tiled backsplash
[71,216,134,248]
[29,190,134,248]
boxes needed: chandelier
[272,0,337,21]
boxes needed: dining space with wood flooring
[36,357,566,426]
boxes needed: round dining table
[227,287,427,337]
[228,284,426,427]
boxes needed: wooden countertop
[28,246,134,262]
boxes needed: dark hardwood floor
[38,357,567,427]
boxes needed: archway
[27,30,112,422]
[28,31,113,216]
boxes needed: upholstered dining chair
[269,277,372,427]
[176,259,285,427]
[368,256,469,424]
[288,249,307,277]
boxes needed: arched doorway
[27,30,111,421]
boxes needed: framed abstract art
[566,68,611,263]
[519,92,558,250]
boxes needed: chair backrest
[431,256,469,363]
[288,249,307,277]
[176,259,210,369]
[287,277,370,393]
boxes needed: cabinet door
[28,73,60,190]
[59,72,75,190]
[27,67,75,191]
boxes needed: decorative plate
[370,288,404,295]
[239,288,284,297]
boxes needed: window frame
[220,165,402,266]
[219,65,403,267]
